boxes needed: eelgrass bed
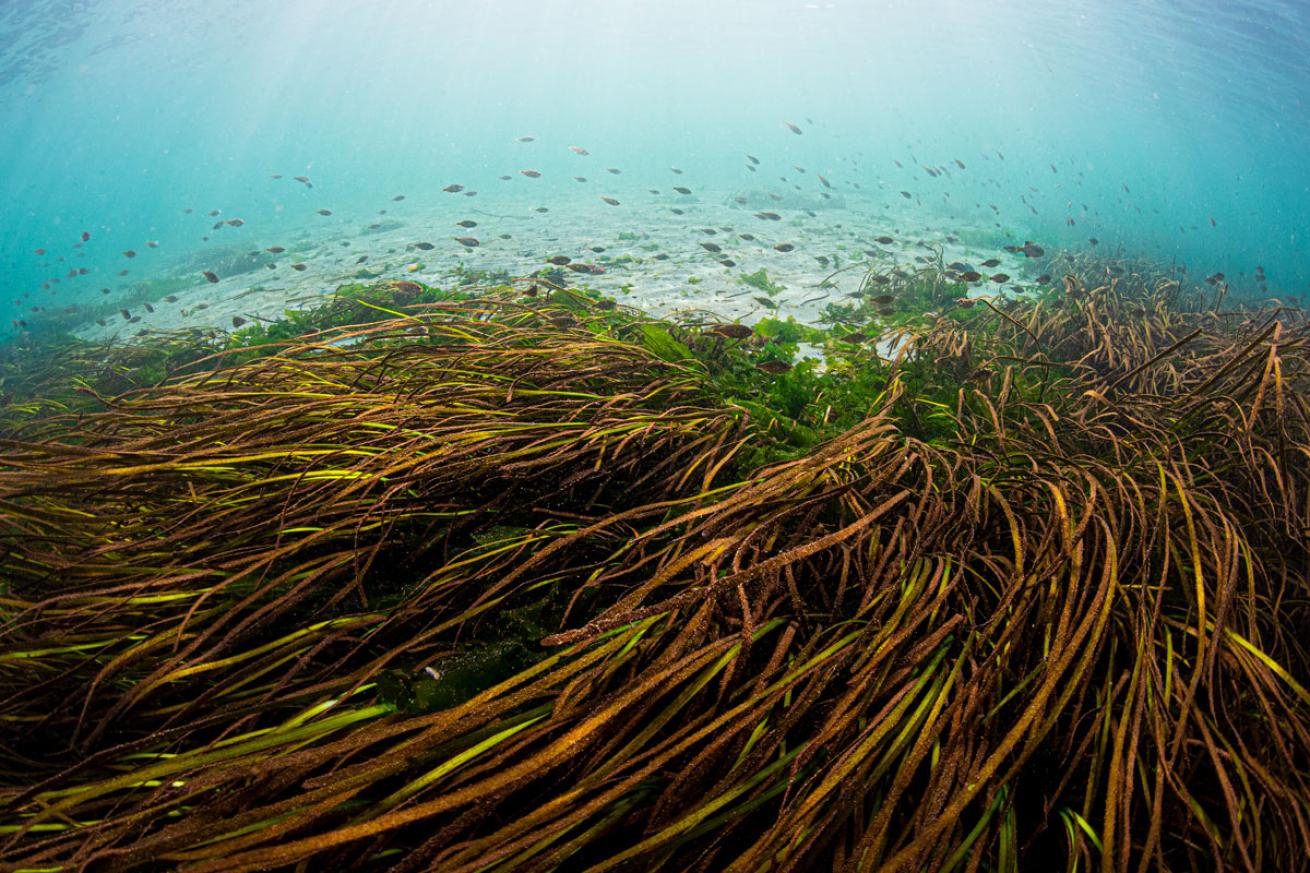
[1,268,1308,872]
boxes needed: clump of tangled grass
[1,276,1308,872]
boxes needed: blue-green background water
[1,0,1307,337]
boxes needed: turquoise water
[2,0,1307,338]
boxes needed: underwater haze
[1,0,1308,339]
[11,3,1310,870]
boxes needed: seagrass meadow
[0,263,1308,872]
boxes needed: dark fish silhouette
[709,323,753,339]
[454,236,480,247]
[202,270,219,283]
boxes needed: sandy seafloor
[71,188,1041,347]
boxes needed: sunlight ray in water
[1,2,1309,870]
